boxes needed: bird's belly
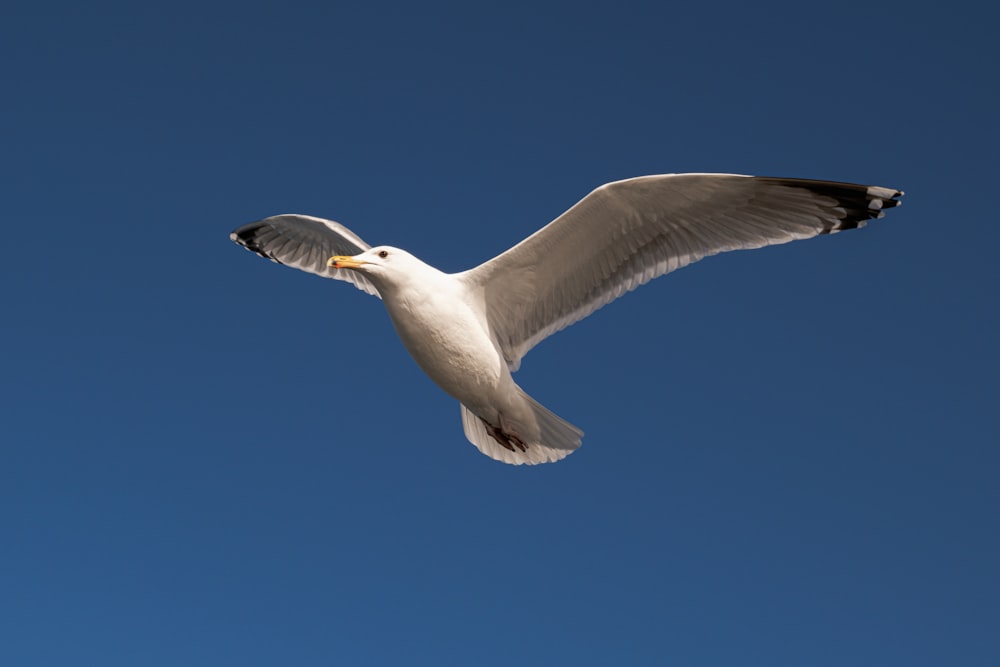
[385,297,506,406]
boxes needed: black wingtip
[230,220,286,265]
[757,177,904,235]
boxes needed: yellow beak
[328,255,367,270]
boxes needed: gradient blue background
[3,1,997,665]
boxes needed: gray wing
[230,214,380,297]
[464,174,904,370]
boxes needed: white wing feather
[230,214,381,297]
[464,174,903,370]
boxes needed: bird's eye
[378,250,389,258]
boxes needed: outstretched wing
[230,214,380,297]
[464,174,903,370]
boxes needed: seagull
[231,174,903,465]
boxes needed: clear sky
[3,1,997,665]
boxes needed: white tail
[459,386,584,465]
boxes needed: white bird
[231,174,903,465]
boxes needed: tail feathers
[459,388,584,465]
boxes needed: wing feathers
[231,214,381,297]
[465,174,903,370]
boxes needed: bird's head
[327,246,435,292]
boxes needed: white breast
[382,273,506,407]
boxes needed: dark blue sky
[3,1,997,665]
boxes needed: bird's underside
[231,173,904,465]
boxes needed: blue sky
[2,1,997,665]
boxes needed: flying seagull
[231,174,903,465]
